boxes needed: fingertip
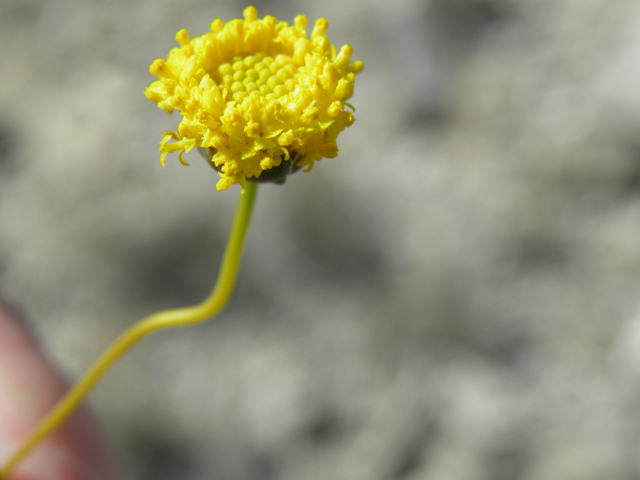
[0,301,122,480]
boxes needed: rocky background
[2,0,640,479]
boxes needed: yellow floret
[145,6,364,191]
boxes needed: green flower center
[215,52,302,102]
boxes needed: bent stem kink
[0,181,258,479]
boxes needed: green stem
[1,181,258,479]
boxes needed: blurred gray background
[2,0,640,479]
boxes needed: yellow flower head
[145,6,364,191]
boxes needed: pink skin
[0,302,121,480]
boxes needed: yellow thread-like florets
[145,6,364,191]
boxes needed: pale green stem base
[1,182,258,479]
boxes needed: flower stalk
[0,182,258,479]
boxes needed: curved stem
[1,182,258,479]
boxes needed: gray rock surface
[2,0,640,479]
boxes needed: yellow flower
[145,6,364,191]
